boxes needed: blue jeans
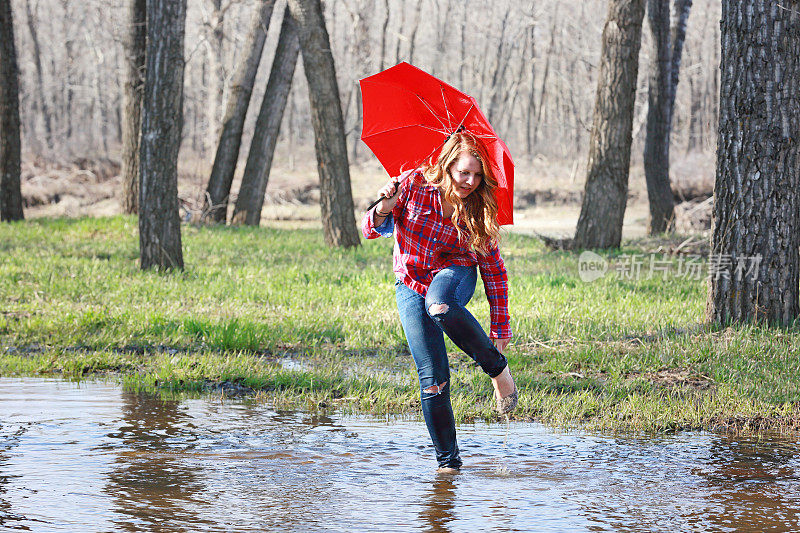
[395,265,508,469]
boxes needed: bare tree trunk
[459,0,467,88]
[407,0,422,65]
[287,86,297,170]
[86,28,110,157]
[573,0,645,250]
[534,9,558,144]
[393,2,405,65]
[0,0,23,221]
[643,0,675,234]
[23,0,53,150]
[61,0,75,142]
[349,2,370,162]
[204,0,225,155]
[642,0,691,233]
[667,0,691,119]
[432,0,452,72]
[708,15,720,151]
[706,0,800,326]
[487,9,510,125]
[121,0,146,215]
[231,6,300,226]
[525,21,536,155]
[686,73,700,152]
[203,0,276,223]
[288,0,360,248]
[139,0,186,270]
[113,46,124,145]
[379,0,389,70]
[503,28,530,139]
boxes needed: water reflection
[103,391,211,532]
[696,437,800,532]
[2,378,800,532]
[419,476,457,533]
[0,425,30,531]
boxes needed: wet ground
[1,377,799,532]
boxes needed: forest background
[13,0,719,235]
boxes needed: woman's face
[447,152,483,199]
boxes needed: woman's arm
[361,204,395,239]
[477,242,512,339]
[360,171,413,239]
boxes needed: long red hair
[422,132,501,255]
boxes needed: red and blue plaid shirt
[361,169,512,339]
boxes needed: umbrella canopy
[359,62,514,225]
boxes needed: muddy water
[1,378,800,532]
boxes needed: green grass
[2,215,800,434]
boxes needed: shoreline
[2,216,799,436]
[3,341,800,436]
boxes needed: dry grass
[19,149,716,237]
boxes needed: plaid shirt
[361,170,512,339]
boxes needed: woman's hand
[376,179,401,214]
[493,337,511,354]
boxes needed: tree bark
[667,0,691,120]
[139,0,186,270]
[534,9,558,145]
[393,2,405,65]
[61,0,74,141]
[643,0,675,234]
[706,0,800,326]
[204,0,226,156]
[407,0,422,65]
[0,0,24,221]
[121,0,146,215]
[203,0,276,223]
[23,0,53,150]
[573,0,645,250]
[488,9,511,125]
[231,6,300,226]
[349,2,370,162]
[503,27,530,139]
[288,0,360,248]
[525,22,536,154]
[460,0,469,87]
[379,0,389,71]
[686,73,701,152]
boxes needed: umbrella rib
[440,84,455,129]
[452,103,475,136]
[414,94,449,132]
[447,103,495,141]
[362,123,448,140]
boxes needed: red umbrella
[359,62,514,225]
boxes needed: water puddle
[1,377,799,531]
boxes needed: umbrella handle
[366,197,384,211]
[365,181,400,213]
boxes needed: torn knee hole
[423,381,448,395]
[428,303,449,316]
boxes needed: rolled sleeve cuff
[490,322,512,339]
[374,210,394,237]
[361,206,395,239]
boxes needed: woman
[361,131,517,473]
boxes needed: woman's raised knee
[427,302,450,316]
[425,293,454,317]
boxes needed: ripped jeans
[395,265,508,469]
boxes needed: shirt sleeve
[477,242,512,339]
[360,171,414,239]
[361,205,395,238]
